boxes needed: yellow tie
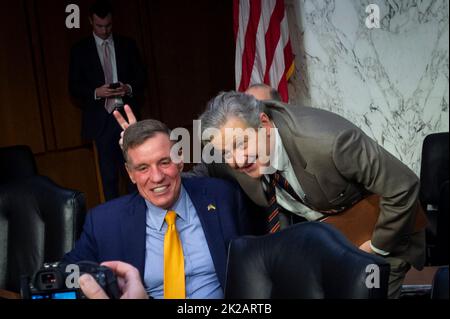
[164,211,186,299]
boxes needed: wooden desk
[401,266,440,298]
[0,289,21,299]
[403,266,439,285]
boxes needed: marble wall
[285,0,449,174]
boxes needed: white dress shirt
[93,33,118,83]
[143,186,223,299]
[262,127,324,221]
[263,126,390,255]
[92,33,133,100]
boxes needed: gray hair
[199,91,265,138]
[122,119,171,163]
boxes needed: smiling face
[125,133,184,209]
[210,114,275,178]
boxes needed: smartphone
[109,82,121,89]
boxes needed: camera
[21,261,121,299]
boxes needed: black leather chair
[434,181,449,265]
[431,266,449,299]
[225,222,390,299]
[0,145,37,185]
[0,175,86,292]
[419,132,449,265]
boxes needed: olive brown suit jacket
[209,100,426,269]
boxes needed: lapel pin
[207,204,216,212]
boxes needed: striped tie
[263,171,309,233]
[265,171,350,221]
[102,40,115,113]
[263,173,282,233]
[272,172,351,215]
[271,171,304,203]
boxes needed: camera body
[21,261,121,299]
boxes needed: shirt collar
[93,33,114,47]
[267,124,289,173]
[145,185,188,231]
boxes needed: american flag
[234,0,295,102]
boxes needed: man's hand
[113,104,137,148]
[79,261,148,299]
[359,240,374,254]
[96,82,131,98]
[95,84,121,99]
[78,273,109,299]
[117,82,132,96]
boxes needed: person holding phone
[68,0,145,200]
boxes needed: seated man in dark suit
[63,119,250,299]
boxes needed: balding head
[245,83,281,102]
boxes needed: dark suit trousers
[95,118,125,201]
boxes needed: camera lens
[41,273,57,284]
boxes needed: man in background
[245,83,282,102]
[69,0,145,200]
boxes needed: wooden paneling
[34,0,88,150]
[145,0,234,129]
[1,0,234,209]
[206,1,235,95]
[34,0,147,150]
[0,1,45,153]
[35,147,100,208]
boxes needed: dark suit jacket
[68,34,145,140]
[208,101,426,269]
[63,177,251,290]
